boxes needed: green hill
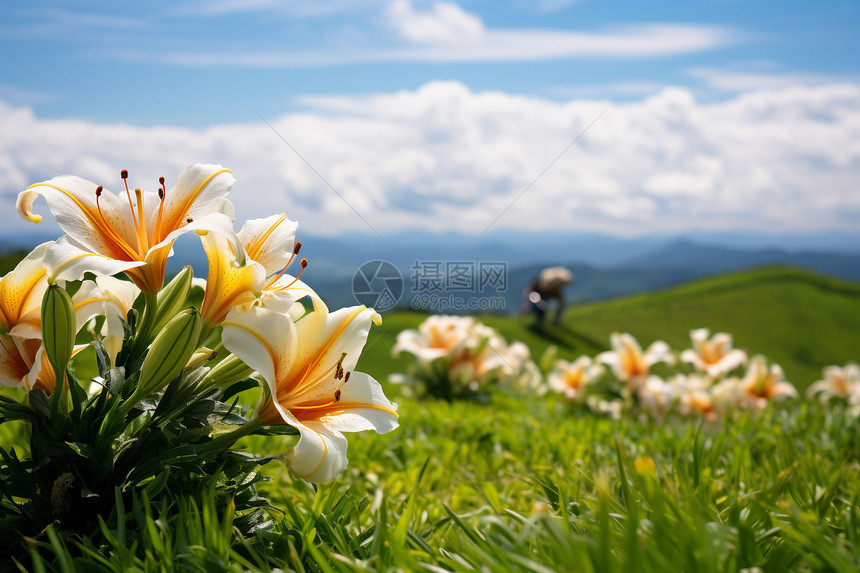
[359,266,860,390]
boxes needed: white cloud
[377,1,737,61]
[126,22,737,67]
[106,0,738,67]
[385,0,484,44]
[689,67,851,92]
[2,81,859,240]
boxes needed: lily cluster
[0,164,397,548]
[548,329,798,422]
[391,315,540,400]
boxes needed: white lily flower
[0,242,50,340]
[392,315,478,362]
[17,164,243,292]
[597,332,674,389]
[637,375,674,422]
[0,242,53,391]
[680,328,747,380]
[73,276,140,366]
[670,373,717,421]
[807,363,860,401]
[199,214,322,325]
[221,302,398,483]
[548,356,603,401]
[738,355,797,410]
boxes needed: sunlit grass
[17,394,860,571]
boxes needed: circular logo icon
[352,260,404,312]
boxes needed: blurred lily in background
[548,356,603,401]
[597,332,674,391]
[737,354,798,410]
[681,328,747,380]
[807,363,860,401]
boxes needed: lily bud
[152,266,193,335]
[202,354,254,390]
[185,346,216,372]
[137,308,201,397]
[41,284,75,386]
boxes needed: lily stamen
[95,186,138,259]
[263,242,303,290]
[155,176,166,240]
[120,169,141,238]
[134,188,148,253]
[290,351,347,398]
[279,258,308,290]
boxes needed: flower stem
[131,291,160,356]
[202,418,264,453]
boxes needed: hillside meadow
[3,261,860,571]
[359,267,860,392]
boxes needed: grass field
[7,265,860,571]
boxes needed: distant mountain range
[2,230,859,314]
[286,234,860,313]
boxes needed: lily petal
[154,164,236,242]
[0,242,50,338]
[221,305,297,400]
[310,371,399,435]
[45,235,146,284]
[283,416,349,483]
[200,230,266,325]
[239,214,299,277]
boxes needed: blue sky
[2,0,857,125]
[1,0,859,242]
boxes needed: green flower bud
[151,266,193,335]
[202,353,254,391]
[40,284,75,387]
[137,308,202,397]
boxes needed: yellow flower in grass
[597,332,674,390]
[17,164,243,292]
[221,301,398,483]
[199,213,320,326]
[680,328,747,380]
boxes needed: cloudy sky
[1,0,858,242]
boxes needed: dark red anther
[293,241,302,255]
[343,371,350,384]
[158,176,165,185]
[334,389,341,402]
[186,217,193,223]
[208,350,218,361]
[300,258,308,268]
[120,169,129,179]
[95,185,103,197]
